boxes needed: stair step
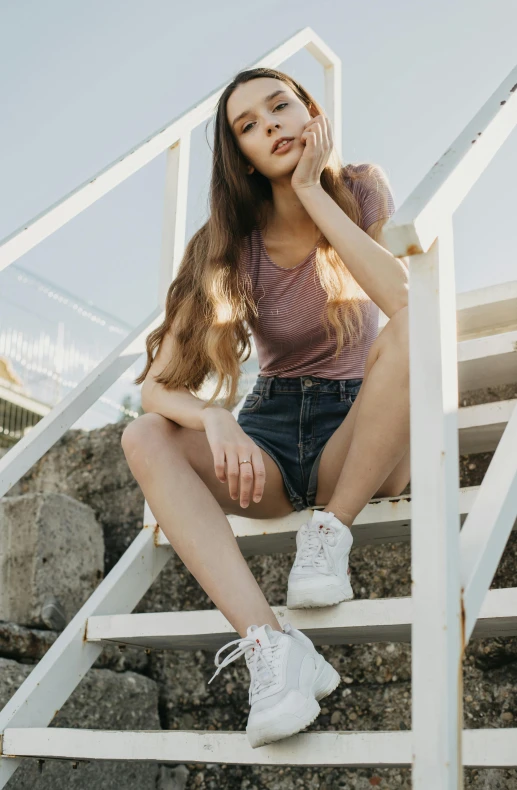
[457,398,515,454]
[456,279,517,340]
[154,484,517,556]
[246,328,517,394]
[458,329,517,391]
[85,587,517,651]
[382,280,517,341]
[2,726,516,767]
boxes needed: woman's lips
[272,139,294,154]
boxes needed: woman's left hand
[290,114,333,192]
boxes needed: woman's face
[226,77,312,180]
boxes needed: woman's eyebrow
[231,89,288,128]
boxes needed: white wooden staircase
[0,26,516,790]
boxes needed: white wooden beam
[380,279,517,341]
[3,727,517,768]
[409,223,463,788]
[85,586,517,652]
[151,485,516,556]
[382,65,517,258]
[458,329,517,391]
[460,402,517,643]
[456,280,517,340]
[457,399,516,454]
[158,136,191,307]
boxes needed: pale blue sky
[1,0,516,428]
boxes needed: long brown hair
[134,67,391,410]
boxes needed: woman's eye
[242,103,288,133]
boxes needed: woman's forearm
[295,183,408,318]
[141,378,225,431]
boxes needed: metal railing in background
[0,396,46,449]
[1,263,142,432]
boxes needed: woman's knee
[121,412,177,460]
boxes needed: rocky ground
[0,381,516,789]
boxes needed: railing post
[324,60,342,160]
[158,136,191,307]
[409,220,463,788]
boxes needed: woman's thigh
[122,413,295,519]
[313,337,410,504]
[312,385,365,505]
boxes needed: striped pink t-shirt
[241,164,396,380]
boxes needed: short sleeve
[345,163,396,232]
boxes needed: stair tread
[458,329,517,391]
[3,726,517,767]
[458,398,516,454]
[86,586,517,650]
[456,280,517,340]
[152,484,517,555]
[245,329,517,393]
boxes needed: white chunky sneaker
[208,622,340,748]
[286,509,354,609]
[281,622,341,701]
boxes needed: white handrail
[383,67,517,257]
[0,27,342,274]
[0,306,162,497]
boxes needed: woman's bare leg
[314,306,411,526]
[121,414,294,638]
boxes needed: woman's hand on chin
[290,113,333,192]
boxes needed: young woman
[122,67,411,748]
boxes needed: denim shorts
[236,374,363,512]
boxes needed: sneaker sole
[286,584,354,609]
[246,660,341,748]
[247,697,321,748]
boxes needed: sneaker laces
[294,522,338,575]
[208,634,282,700]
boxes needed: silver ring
[239,459,252,465]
